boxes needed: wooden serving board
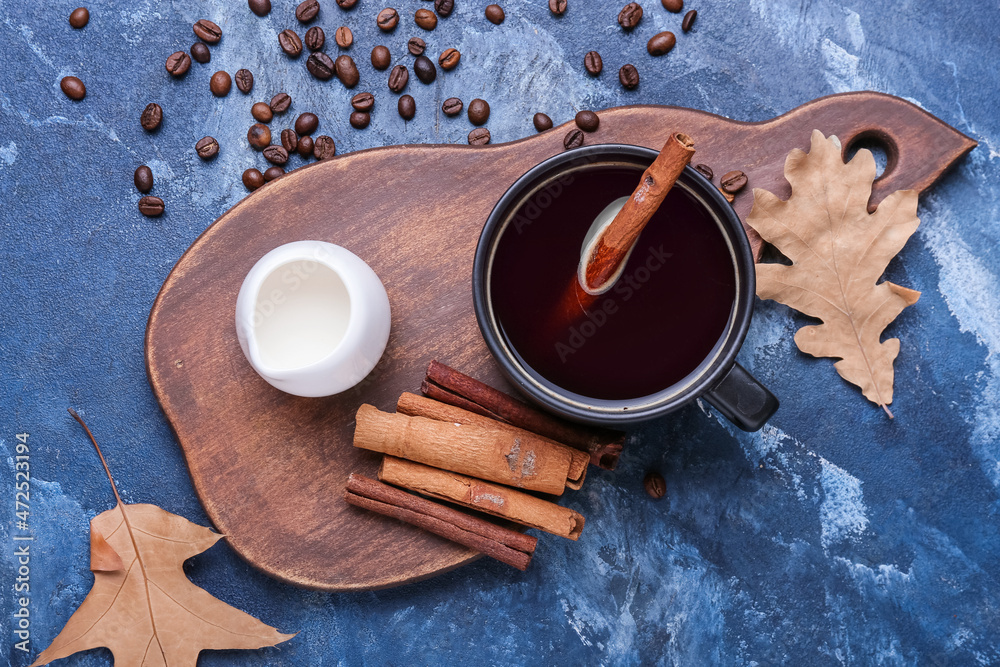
[145,92,975,591]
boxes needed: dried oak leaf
[746,130,921,413]
[31,503,294,666]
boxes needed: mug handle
[704,363,779,432]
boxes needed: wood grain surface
[145,92,975,591]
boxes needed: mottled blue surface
[2,0,999,665]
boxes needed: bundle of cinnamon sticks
[345,361,626,570]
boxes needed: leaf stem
[67,408,124,506]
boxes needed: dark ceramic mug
[473,144,778,431]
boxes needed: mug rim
[472,143,756,425]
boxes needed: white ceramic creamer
[235,240,391,397]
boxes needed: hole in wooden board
[843,130,897,181]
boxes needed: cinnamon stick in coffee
[379,456,586,540]
[423,360,624,470]
[344,473,536,570]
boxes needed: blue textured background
[2,0,999,665]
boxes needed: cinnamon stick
[344,473,535,570]
[379,456,586,540]
[424,360,624,470]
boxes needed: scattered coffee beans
[210,70,232,97]
[235,69,254,93]
[335,55,360,87]
[314,135,336,159]
[398,94,416,119]
[413,55,436,83]
[415,8,437,30]
[69,7,89,29]
[281,128,299,152]
[248,123,272,149]
[618,3,642,30]
[195,136,219,159]
[662,0,683,12]
[694,163,713,181]
[351,92,375,112]
[619,63,639,89]
[335,26,354,48]
[643,471,666,499]
[485,4,505,24]
[720,170,748,194]
[563,128,584,149]
[438,49,461,73]
[371,45,391,69]
[468,127,491,145]
[435,0,454,17]
[165,51,192,77]
[575,110,599,132]
[138,196,164,217]
[193,19,222,44]
[682,9,697,32]
[295,112,319,135]
[263,144,289,165]
[243,168,265,190]
[252,102,273,122]
[377,8,399,31]
[140,103,163,131]
[190,42,211,63]
[60,76,86,101]
[584,51,603,76]
[468,98,490,125]
[296,0,320,22]
[408,37,426,55]
[307,52,336,80]
[279,29,303,57]
[249,0,271,17]
[442,97,463,116]
[350,111,371,129]
[305,26,326,50]
[388,64,409,92]
[263,166,285,181]
[134,165,154,193]
[337,0,358,8]
[298,134,314,157]
[549,0,567,15]
[270,92,292,113]
[533,112,552,131]
[647,31,676,56]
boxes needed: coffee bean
[351,91,375,112]
[190,42,211,63]
[415,8,437,30]
[438,47,460,70]
[251,102,273,122]
[60,76,86,101]
[69,7,89,28]
[248,123,272,149]
[243,168,265,191]
[485,4,505,24]
[295,112,319,135]
[413,55,436,83]
[408,37,426,56]
[210,70,231,97]
[549,0,567,15]
[249,0,271,17]
[263,166,285,181]
[584,51,602,76]
[264,144,289,165]
[314,135,336,159]
[575,110,599,132]
[563,128,584,149]
[140,103,162,131]
[349,111,370,129]
[296,0,320,22]
[434,0,454,17]
[307,52,336,80]
[468,127,491,145]
[682,9,696,31]
[337,0,358,7]
[335,55,360,87]
[270,92,292,114]
[235,69,254,93]
[442,97,463,116]
[662,0,682,12]
[398,94,416,120]
[193,19,222,44]
[720,170,748,194]
[388,64,409,92]
[281,128,299,152]
[533,112,552,132]
[165,51,191,77]
[298,134,314,157]
[305,26,325,50]
[195,136,219,160]
[278,29,303,57]
[335,26,353,48]
[618,3,642,30]
[643,471,666,499]
[694,163,713,181]
[377,8,399,31]
[619,63,639,89]
[138,196,164,217]
[468,98,490,125]
[647,31,676,56]
[134,165,154,193]
[371,45,391,70]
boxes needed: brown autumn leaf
[745,130,921,414]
